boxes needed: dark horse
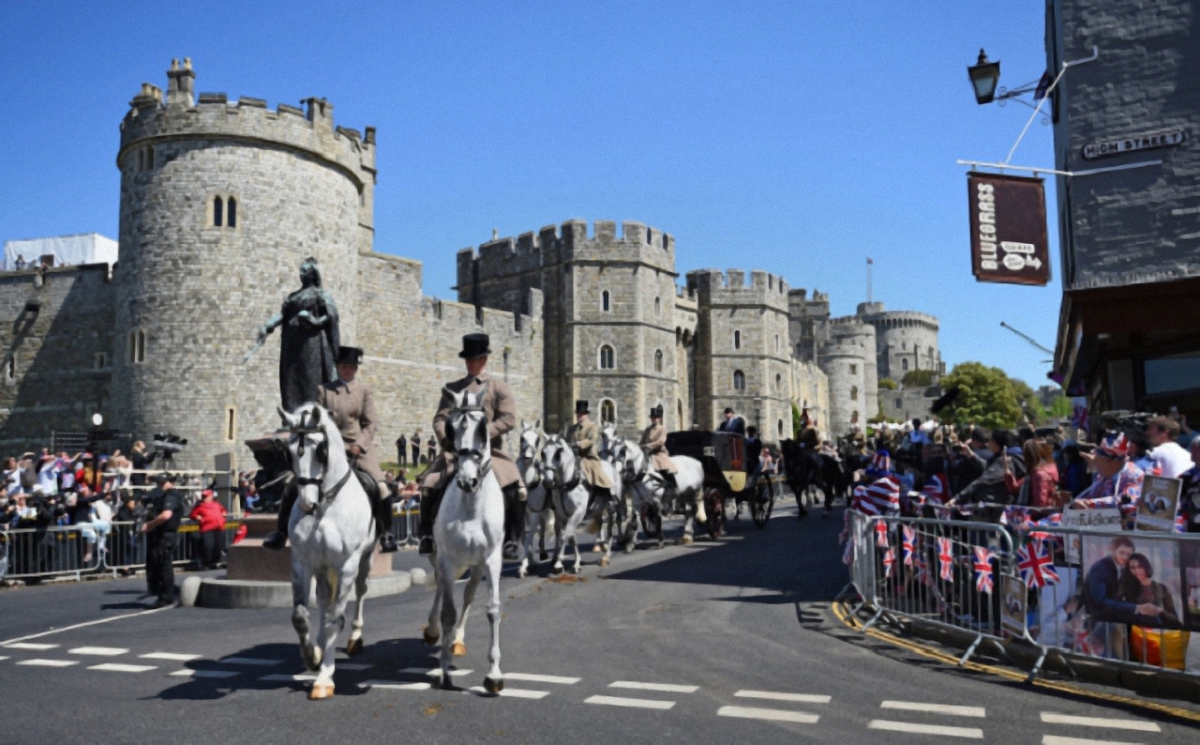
[781,430,835,518]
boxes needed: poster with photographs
[1000,574,1027,639]
[1035,567,1081,649]
[1181,542,1200,632]
[1136,476,1182,532]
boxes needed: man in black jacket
[140,474,183,608]
[955,429,1014,505]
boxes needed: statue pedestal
[189,514,411,609]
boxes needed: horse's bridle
[451,404,493,486]
[542,440,580,494]
[519,434,543,490]
[288,411,353,509]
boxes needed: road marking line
[69,647,129,656]
[609,681,699,693]
[400,667,473,677]
[0,605,175,646]
[1040,713,1160,732]
[881,701,986,718]
[360,680,432,691]
[717,706,820,724]
[219,657,284,666]
[868,720,984,738]
[1042,736,1144,745]
[17,659,78,667]
[505,673,581,685]
[3,642,59,650]
[585,695,675,710]
[88,663,157,673]
[469,686,549,699]
[170,669,239,678]
[141,652,201,662]
[0,656,8,661]
[335,663,372,671]
[260,673,317,682]
[735,690,831,704]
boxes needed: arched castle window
[902,358,909,371]
[733,330,741,350]
[733,370,745,391]
[213,197,223,227]
[4,356,14,382]
[775,373,782,392]
[849,364,857,375]
[654,349,663,373]
[778,419,784,438]
[600,399,616,424]
[599,345,615,370]
[601,290,610,312]
[850,385,858,401]
[655,297,661,317]
[227,197,237,228]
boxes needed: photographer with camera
[140,473,183,608]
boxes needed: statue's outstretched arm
[296,311,329,329]
[259,312,284,341]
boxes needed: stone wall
[0,266,115,452]
[880,384,940,423]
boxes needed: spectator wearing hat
[717,407,746,435]
[1073,433,1145,527]
[418,333,524,556]
[140,474,183,607]
[189,489,227,569]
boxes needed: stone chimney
[166,57,195,107]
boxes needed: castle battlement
[118,59,376,188]
[685,268,789,311]
[858,306,940,331]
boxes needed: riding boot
[263,483,298,551]
[662,472,677,491]
[418,487,442,555]
[375,496,398,554]
[502,484,521,559]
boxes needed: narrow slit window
[654,349,663,373]
[734,330,741,350]
[225,407,237,441]
[601,290,610,312]
[136,330,146,363]
[213,196,223,227]
[600,345,615,370]
[227,197,237,227]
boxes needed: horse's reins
[289,412,354,512]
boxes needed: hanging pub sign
[967,172,1051,286]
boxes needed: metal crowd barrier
[388,498,420,547]
[845,510,1200,682]
[1,519,244,582]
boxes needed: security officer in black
[140,473,184,608]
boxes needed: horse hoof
[483,677,504,694]
[539,551,549,561]
[423,629,440,646]
[550,565,564,575]
[308,683,335,700]
[681,535,694,545]
[599,557,610,567]
[346,637,364,657]
[624,542,636,554]
[451,641,467,657]
[590,544,602,553]
[440,675,455,690]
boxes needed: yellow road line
[829,601,1200,726]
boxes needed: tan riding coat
[640,422,678,474]
[566,417,612,490]
[420,370,521,491]
[318,378,384,482]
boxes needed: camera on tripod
[151,433,188,464]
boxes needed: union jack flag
[922,473,951,506]
[883,548,895,578]
[874,520,889,548]
[937,537,954,582]
[1017,539,1059,588]
[973,546,994,594]
[901,525,915,566]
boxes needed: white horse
[280,403,376,701]
[621,444,707,548]
[540,435,617,573]
[516,420,556,579]
[423,386,505,693]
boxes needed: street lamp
[967,49,1001,105]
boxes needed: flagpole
[866,257,874,303]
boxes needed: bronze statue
[248,257,340,411]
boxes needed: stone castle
[0,61,942,468]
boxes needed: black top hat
[724,407,735,415]
[460,333,491,359]
[336,346,364,365]
[650,405,663,419]
[152,472,175,486]
[575,400,589,415]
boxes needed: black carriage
[665,431,777,538]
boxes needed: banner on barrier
[1000,574,1027,639]
[1137,476,1182,532]
[1061,507,1122,563]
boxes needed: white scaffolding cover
[3,234,118,270]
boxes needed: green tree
[1048,394,1073,419]
[938,362,1023,429]
[879,377,898,390]
[1010,379,1047,425]
[901,369,936,387]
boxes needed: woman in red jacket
[1005,439,1060,509]
[189,490,227,569]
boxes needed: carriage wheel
[704,488,725,540]
[751,479,774,529]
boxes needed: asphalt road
[1,500,1197,745]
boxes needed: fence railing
[388,498,420,548]
[845,510,1200,682]
[0,519,243,581]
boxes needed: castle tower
[456,220,681,436]
[821,317,878,436]
[113,59,377,465]
[856,302,943,381]
[688,269,792,442]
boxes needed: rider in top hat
[264,345,398,553]
[418,333,524,556]
[640,404,677,489]
[566,400,612,493]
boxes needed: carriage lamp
[968,49,1001,104]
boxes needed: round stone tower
[856,302,942,381]
[821,317,877,436]
[112,59,377,466]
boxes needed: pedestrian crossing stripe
[17,659,77,667]
[469,686,549,699]
[868,720,984,738]
[717,706,820,724]
[170,669,239,678]
[141,652,201,661]
[735,690,831,704]
[610,681,698,693]
[88,663,157,673]
[3,643,59,651]
[585,695,675,710]
[69,647,129,656]
[881,700,985,718]
[1040,713,1160,732]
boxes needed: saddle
[352,464,381,507]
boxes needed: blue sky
[0,1,1062,388]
